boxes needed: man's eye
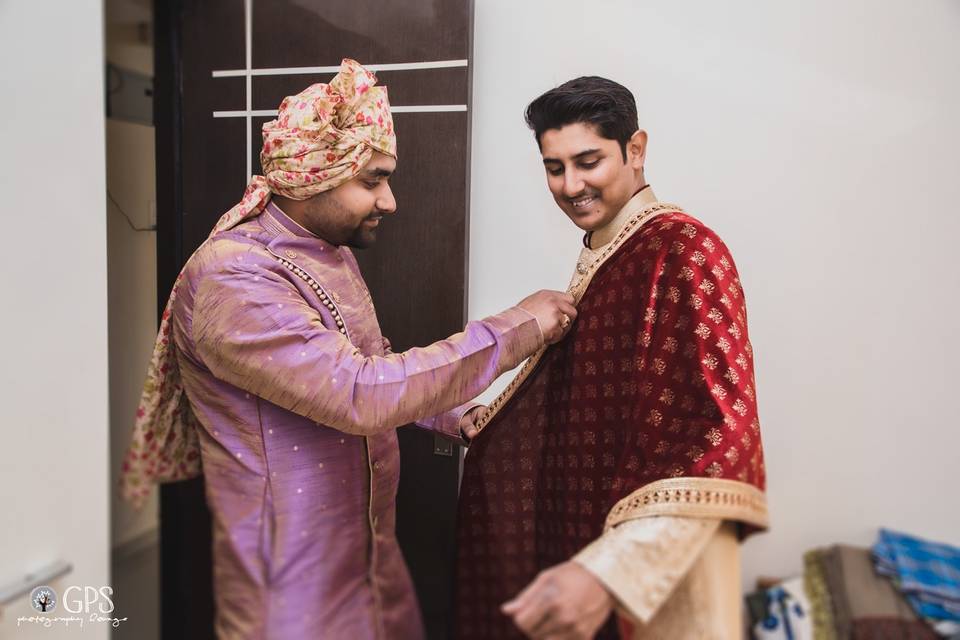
[546,167,563,176]
[579,159,600,169]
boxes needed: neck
[586,183,655,249]
[271,197,336,244]
[271,196,308,229]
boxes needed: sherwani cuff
[484,306,544,355]
[412,306,538,441]
[416,401,482,442]
[572,516,721,624]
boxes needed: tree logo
[30,586,57,613]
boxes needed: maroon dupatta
[455,207,768,638]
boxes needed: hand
[517,290,578,345]
[501,561,614,639]
[458,405,486,441]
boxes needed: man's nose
[377,185,397,214]
[562,170,584,198]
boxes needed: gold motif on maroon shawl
[455,203,767,638]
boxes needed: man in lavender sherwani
[120,59,577,639]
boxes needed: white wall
[0,1,110,638]
[105,0,160,551]
[470,0,960,591]
[106,119,158,549]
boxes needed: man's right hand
[517,290,577,345]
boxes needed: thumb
[502,577,539,614]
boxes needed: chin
[566,208,607,232]
[347,230,378,249]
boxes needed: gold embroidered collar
[475,198,684,434]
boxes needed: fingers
[551,294,577,338]
[502,578,537,615]
[515,290,579,346]
[530,616,582,639]
[543,327,564,345]
[503,562,612,640]
[515,603,553,638]
[504,596,552,638]
[459,406,486,441]
[503,574,560,638]
[556,299,578,320]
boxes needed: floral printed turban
[211,57,397,233]
[119,59,395,508]
[261,59,396,198]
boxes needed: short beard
[344,215,380,249]
[301,192,379,248]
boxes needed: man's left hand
[458,405,487,441]
[501,561,614,639]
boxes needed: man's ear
[627,129,647,170]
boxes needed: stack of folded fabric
[746,545,938,639]
[802,548,838,639]
[807,544,938,639]
[873,528,960,638]
[746,576,814,640]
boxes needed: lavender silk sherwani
[171,203,542,639]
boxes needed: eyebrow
[363,168,393,178]
[542,148,602,164]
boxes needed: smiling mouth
[568,195,598,210]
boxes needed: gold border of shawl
[474,202,684,434]
[604,477,769,532]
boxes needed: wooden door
[155,1,473,637]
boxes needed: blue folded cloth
[873,528,960,624]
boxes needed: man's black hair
[524,76,638,160]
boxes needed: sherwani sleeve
[573,516,720,624]
[192,262,542,436]
[378,335,482,441]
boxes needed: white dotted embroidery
[276,256,349,338]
